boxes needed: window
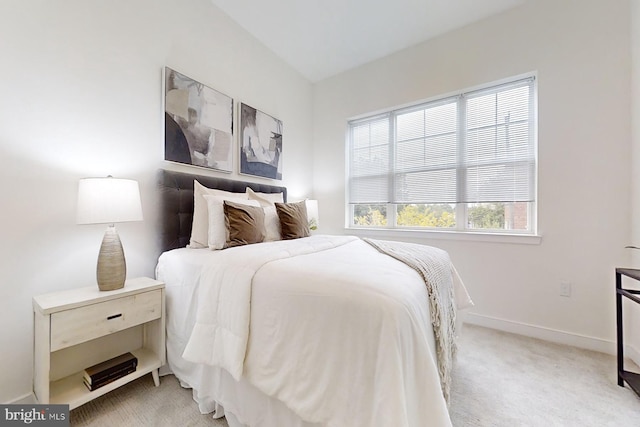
[347,76,536,234]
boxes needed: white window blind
[349,114,390,203]
[348,77,535,206]
[462,80,535,203]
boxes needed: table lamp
[76,176,143,291]
[305,199,319,231]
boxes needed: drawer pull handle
[107,314,122,320]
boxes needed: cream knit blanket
[363,238,457,402]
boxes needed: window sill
[346,227,542,245]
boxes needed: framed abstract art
[239,102,283,180]
[164,67,234,172]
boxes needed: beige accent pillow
[189,181,248,248]
[246,187,284,242]
[275,200,310,240]
[224,200,266,248]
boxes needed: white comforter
[178,235,468,427]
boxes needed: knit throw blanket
[363,238,457,403]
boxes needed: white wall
[313,0,632,350]
[0,0,313,403]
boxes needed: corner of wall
[5,392,36,405]
[628,343,640,369]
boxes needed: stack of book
[83,352,138,391]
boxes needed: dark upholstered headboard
[158,169,287,252]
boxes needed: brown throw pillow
[275,200,310,240]
[223,200,266,247]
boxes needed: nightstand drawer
[50,289,162,351]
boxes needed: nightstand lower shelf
[619,370,640,397]
[50,348,160,410]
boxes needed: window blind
[462,79,535,203]
[349,114,390,204]
[348,77,535,205]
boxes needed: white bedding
[156,235,471,427]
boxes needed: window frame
[346,73,538,236]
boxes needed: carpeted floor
[449,325,640,426]
[70,324,640,426]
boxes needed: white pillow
[246,187,284,241]
[204,195,260,250]
[189,181,247,249]
[246,187,284,205]
[261,205,281,242]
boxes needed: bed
[155,169,472,427]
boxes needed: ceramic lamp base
[96,225,126,291]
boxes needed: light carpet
[70,324,640,426]
[449,324,640,426]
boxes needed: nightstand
[33,277,165,409]
[616,268,640,398]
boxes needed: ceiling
[210,0,526,82]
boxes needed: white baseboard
[627,343,640,368]
[463,312,618,355]
[6,392,36,405]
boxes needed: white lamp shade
[77,177,143,225]
[305,199,319,230]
